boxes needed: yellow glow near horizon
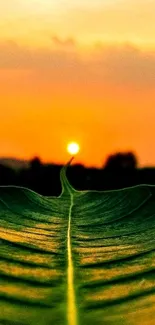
[67,142,80,156]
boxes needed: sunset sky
[0,0,155,167]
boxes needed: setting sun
[67,142,80,156]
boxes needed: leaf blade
[0,173,155,324]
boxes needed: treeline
[0,152,155,196]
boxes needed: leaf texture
[0,167,155,325]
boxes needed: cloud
[51,36,76,50]
[88,44,155,87]
[0,39,155,88]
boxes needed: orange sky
[0,1,155,167]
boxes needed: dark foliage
[104,152,137,170]
[0,152,155,196]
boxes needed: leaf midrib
[67,192,77,325]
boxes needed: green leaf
[0,166,155,325]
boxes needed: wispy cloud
[0,40,155,88]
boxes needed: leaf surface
[0,167,155,325]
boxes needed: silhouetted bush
[1,152,155,195]
[104,152,137,170]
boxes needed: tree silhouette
[104,152,137,170]
[30,157,42,171]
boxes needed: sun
[67,142,80,155]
